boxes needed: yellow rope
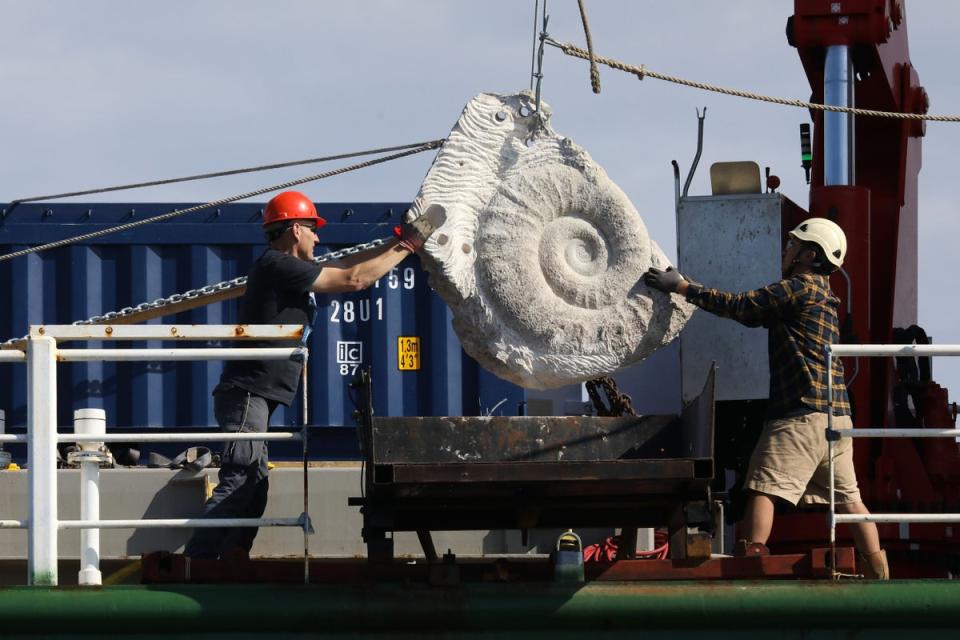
[548,39,959,123]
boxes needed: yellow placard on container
[397,336,421,371]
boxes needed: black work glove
[643,267,687,294]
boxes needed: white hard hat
[789,217,847,269]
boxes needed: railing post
[27,335,58,586]
[73,408,108,586]
[0,409,11,469]
[826,345,836,578]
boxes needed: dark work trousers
[184,387,278,558]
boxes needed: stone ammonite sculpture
[406,91,694,389]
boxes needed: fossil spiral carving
[407,91,694,389]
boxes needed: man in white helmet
[644,217,888,579]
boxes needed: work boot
[859,549,890,580]
[732,540,770,557]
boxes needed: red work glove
[393,224,424,253]
[394,203,447,253]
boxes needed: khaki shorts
[743,412,861,506]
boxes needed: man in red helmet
[185,190,441,560]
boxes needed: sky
[2,0,959,405]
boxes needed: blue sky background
[3,1,958,402]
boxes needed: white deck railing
[0,324,312,586]
[826,343,960,572]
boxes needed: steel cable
[529,0,540,91]
[0,140,444,263]
[9,140,445,204]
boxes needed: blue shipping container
[0,202,525,439]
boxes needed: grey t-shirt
[216,248,321,406]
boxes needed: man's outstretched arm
[310,241,410,294]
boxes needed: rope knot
[635,65,646,81]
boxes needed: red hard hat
[262,191,327,229]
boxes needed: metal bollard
[71,408,111,586]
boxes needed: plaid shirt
[685,273,851,418]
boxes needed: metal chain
[0,237,390,347]
[547,38,958,122]
[585,376,637,417]
[0,140,443,263]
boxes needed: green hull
[2,581,958,638]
